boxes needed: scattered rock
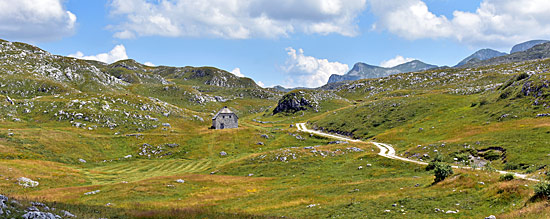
[306,204,319,208]
[61,210,76,218]
[260,134,269,139]
[220,151,227,156]
[78,158,87,163]
[346,147,364,152]
[366,164,372,167]
[485,215,496,219]
[165,143,179,148]
[176,179,185,183]
[358,166,363,170]
[84,190,100,195]
[328,141,349,144]
[17,177,39,188]
[124,155,132,159]
[22,211,57,219]
[384,210,391,213]
[257,142,264,145]
[27,206,39,212]
[479,182,485,185]
[162,123,171,127]
[392,203,397,207]
[446,210,458,214]
[248,173,254,177]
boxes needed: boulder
[485,215,496,219]
[17,177,39,188]
[5,96,13,105]
[61,210,76,218]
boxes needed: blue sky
[2,0,550,88]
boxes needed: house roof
[212,107,238,120]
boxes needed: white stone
[17,177,39,188]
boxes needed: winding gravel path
[296,123,538,182]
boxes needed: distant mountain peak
[455,48,507,67]
[327,60,437,84]
[511,40,550,53]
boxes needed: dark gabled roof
[212,107,238,120]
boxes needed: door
[220,123,224,129]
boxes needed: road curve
[296,123,538,182]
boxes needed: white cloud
[380,55,416,68]
[257,81,265,87]
[283,47,349,88]
[0,0,76,41]
[69,45,129,64]
[109,0,367,39]
[144,62,155,67]
[370,0,550,47]
[230,68,245,77]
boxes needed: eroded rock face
[273,92,312,114]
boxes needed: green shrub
[534,181,550,199]
[434,163,453,183]
[425,153,444,171]
[503,163,519,170]
[499,173,514,181]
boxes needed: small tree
[425,153,444,171]
[434,163,453,183]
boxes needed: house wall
[212,113,238,129]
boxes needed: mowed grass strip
[80,159,211,185]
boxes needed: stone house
[212,106,238,129]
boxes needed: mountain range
[324,39,549,86]
[327,60,438,84]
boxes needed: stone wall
[212,113,238,129]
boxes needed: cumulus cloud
[283,47,349,88]
[230,68,245,77]
[257,81,265,87]
[0,0,76,41]
[109,0,367,39]
[370,0,550,47]
[380,55,416,68]
[69,45,129,64]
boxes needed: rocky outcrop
[273,91,313,114]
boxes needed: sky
[1,0,550,88]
